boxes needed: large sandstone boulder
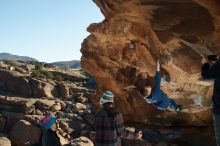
[2,111,24,131]
[9,120,41,146]
[0,95,36,113]
[58,82,70,98]
[0,69,60,98]
[29,78,59,98]
[0,70,32,96]
[81,0,220,125]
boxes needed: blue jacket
[202,61,220,114]
[145,71,170,109]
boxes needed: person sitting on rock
[94,91,142,146]
[143,60,181,112]
[38,115,61,146]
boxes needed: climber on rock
[124,60,181,112]
[142,60,182,112]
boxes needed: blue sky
[0,0,104,63]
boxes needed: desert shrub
[54,75,64,82]
[31,70,54,79]
[34,63,43,70]
[41,70,54,79]
[31,70,41,78]
[3,60,18,67]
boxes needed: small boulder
[58,83,70,98]
[71,136,94,146]
[9,120,41,146]
[76,96,88,103]
[75,103,87,111]
[35,99,55,110]
[50,101,62,111]
[0,133,11,146]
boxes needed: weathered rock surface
[71,136,94,146]
[9,120,41,146]
[0,133,11,146]
[58,82,70,98]
[2,111,25,131]
[0,63,96,99]
[81,0,220,125]
[30,78,59,98]
[0,70,32,96]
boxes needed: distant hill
[52,60,81,69]
[0,53,38,62]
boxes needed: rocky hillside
[0,60,215,146]
[0,60,98,146]
[0,53,38,62]
[52,60,81,69]
[81,0,218,125]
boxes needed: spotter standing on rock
[94,91,142,146]
[201,55,220,146]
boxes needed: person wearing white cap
[94,91,142,146]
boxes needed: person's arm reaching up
[155,60,161,91]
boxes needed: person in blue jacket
[144,60,181,112]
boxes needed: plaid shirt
[95,109,135,146]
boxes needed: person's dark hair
[139,80,151,96]
[144,80,151,87]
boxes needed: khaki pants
[214,114,220,146]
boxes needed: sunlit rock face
[81,0,220,126]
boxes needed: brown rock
[2,111,24,131]
[24,115,42,125]
[80,0,219,125]
[0,96,36,113]
[57,132,70,146]
[0,70,32,96]
[65,101,74,112]
[9,120,41,146]
[71,136,94,146]
[59,100,67,111]
[30,78,59,98]
[50,103,62,111]
[76,96,88,103]
[74,103,87,111]
[58,83,70,98]
[35,99,55,110]
[0,134,11,146]
[0,69,60,99]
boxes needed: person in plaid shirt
[94,91,142,146]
